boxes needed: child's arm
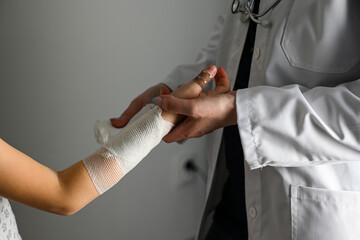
[0,139,97,215]
[0,65,222,215]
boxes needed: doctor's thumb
[153,95,194,117]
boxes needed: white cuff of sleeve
[236,89,263,170]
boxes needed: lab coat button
[249,207,257,218]
[254,48,261,60]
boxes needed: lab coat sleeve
[236,80,360,169]
[161,12,226,91]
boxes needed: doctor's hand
[111,83,172,128]
[155,67,237,143]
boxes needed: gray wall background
[0,0,226,239]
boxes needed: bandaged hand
[83,65,217,194]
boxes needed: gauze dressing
[83,105,173,194]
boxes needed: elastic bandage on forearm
[83,105,173,194]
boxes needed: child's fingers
[213,67,231,93]
[192,65,217,89]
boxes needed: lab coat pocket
[281,0,360,73]
[290,185,360,240]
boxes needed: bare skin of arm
[0,65,227,216]
[0,142,97,216]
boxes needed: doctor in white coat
[111,0,360,239]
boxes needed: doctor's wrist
[223,91,237,127]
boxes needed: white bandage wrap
[82,148,123,194]
[83,105,174,194]
[93,105,151,145]
[93,120,119,145]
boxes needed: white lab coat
[163,0,360,239]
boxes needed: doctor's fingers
[204,67,231,96]
[159,95,200,118]
[163,117,204,143]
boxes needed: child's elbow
[57,208,78,216]
[52,202,83,216]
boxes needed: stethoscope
[231,0,281,26]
